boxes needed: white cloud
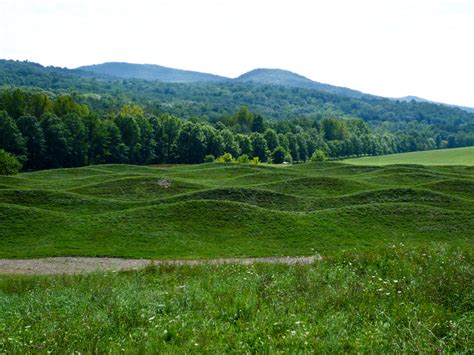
[0,0,473,106]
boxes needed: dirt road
[0,255,321,275]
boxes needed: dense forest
[1,60,473,172]
[0,87,466,172]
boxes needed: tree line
[0,88,456,172]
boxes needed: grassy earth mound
[0,161,472,258]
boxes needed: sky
[0,0,473,107]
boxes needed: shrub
[310,149,328,162]
[216,152,235,163]
[0,149,22,175]
[237,154,250,163]
[203,154,215,163]
[250,156,260,165]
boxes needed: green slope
[0,162,473,259]
[343,146,474,166]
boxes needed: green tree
[202,126,224,158]
[64,113,88,167]
[0,110,26,158]
[250,132,269,162]
[54,95,89,117]
[135,116,156,164]
[296,134,308,161]
[272,146,286,164]
[0,149,21,175]
[115,115,141,163]
[153,114,181,163]
[236,134,253,156]
[16,115,46,170]
[234,106,254,133]
[321,118,348,141]
[221,129,240,157]
[286,133,299,162]
[41,113,71,168]
[175,122,207,163]
[264,128,279,152]
[251,114,265,133]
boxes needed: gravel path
[0,255,321,275]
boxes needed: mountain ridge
[77,62,367,99]
[398,95,474,113]
[78,62,228,83]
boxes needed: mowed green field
[0,161,473,258]
[343,146,474,166]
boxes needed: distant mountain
[77,63,368,99]
[77,62,228,83]
[399,96,474,114]
[235,68,368,98]
[1,59,473,132]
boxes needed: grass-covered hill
[344,146,474,166]
[1,162,472,259]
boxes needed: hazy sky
[1,0,473,106]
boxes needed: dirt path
[0,255,321,275]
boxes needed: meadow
[343,146,474,166]
[1,245,472,353]
[0,160,473,352]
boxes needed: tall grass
[1,244,472,353]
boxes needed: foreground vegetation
[344,146,474,166]
[0,245,472,352]
[1,162,473,258]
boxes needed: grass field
[1,245,472,352]
[0,162,473,258]
[343,146,474,166]
[1,161,473,351]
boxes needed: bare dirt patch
[0,255,321,275]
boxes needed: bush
[203,154,215,163]
[310,149,328,162]
[0,149,22,175]
[250,156,260,165]
[216,152,235,163]
[237,154,249,163]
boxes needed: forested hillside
[78,62,228,82]
[1,59,474,172]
